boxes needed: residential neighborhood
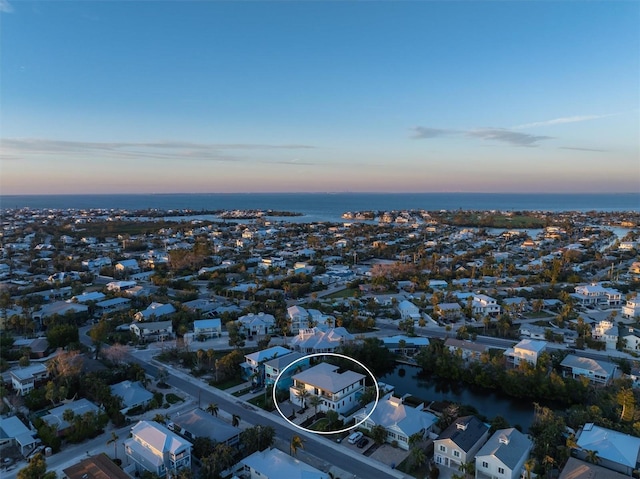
[0,206,639,479]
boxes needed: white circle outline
[272,352,380,435]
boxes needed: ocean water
[0,193,638,222]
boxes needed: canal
[381,363,536,432]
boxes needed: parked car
[347,431,363,444]
[356,437,369,449]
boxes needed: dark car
[356,437,369,449]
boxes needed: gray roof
[110,380,153,409]
[576,423,640,468]
[560,355,617,377]
[264,351,306,370]
[292,362,365,393]
[438,416,489,452]
[476,428,532,469]
[559,457,631,479]
[171,408,240,443]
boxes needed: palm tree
[232,414,241,427]
[410,446,427,471]
[153,413,168,424]
[524,458,536,479]
[107,431,119,459]
[459,461,475,479]
[290,435,305,457]
[206,402,219,417]
[294,386,310,409]
[308,395,322,419]
[584,449,600,465]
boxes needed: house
[193,318,222,339]
[354,392,438,450]
[11,337,50,359]
[381,335,430,356]
[621,328,640,353]
[130,320,173,341]
[115,259,140,273]
[572,284,622,307]
[259,256,286,269]
[110,380,154,414]
[134,302,176,321]
[81,257,113,271]
[472,294,501,316]
[289,327,355,354]
[622,298,640,319]
[592,320,619,351]
[41,398,102,435]
[94,297,131,316]
[445,338,489,362]
[33,301,88,323]
[62,453,131,479]
[264,351,310,390]
[574,423,640,476]
[71,291,106,304]
[125,420,192,477]
[475,428,533,479]
[398,300,421,321]
[290,362,365,414]
[10,363,49,396]
[504,339,547,367]
[559,457,630,479]
[560,355,617,386]
[237,312,276,336]
[287,305,310,333]
[241,346,292,384]
[106,280,137,292]
[438,303,463,321]
[238,447,329,479]
[0,415,40,457]
[434,416,490,469]
[169,408,240,447]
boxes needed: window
[453,451,460,458]
[498,468,505,474]
[439,445,446,452]
[482,462,488,469]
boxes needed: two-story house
[560,354,617,386]
[125,420,192,477]
[475,428,533,479]
[241,346,292,384]
[434,416,490,469]
[10,363,49,396]
[129,320,173,342]
[290,362,365,414]
[237,312,276,337]
[397,300,421,321]
[622,297,640,319]
[193,318,222,339]
[134,302,176,321]
[504,339,547,367]
[264,352,310,390]
[472,295,501,316]
[289,327,355,354]
[592,320,619,351]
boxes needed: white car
[347,431,363,444]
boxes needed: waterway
[381,363,536,432]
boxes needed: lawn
[210,377,245,390]
[309,418,329,431]
[248,394,275,411]
[324,288,358,299]
[232,386,253,397]
[165,393,184,404]
[396,456,430,479]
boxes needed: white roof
[241,448,328,479]
[357,394,437,437]
[131,420,192,455]
[476,428,533,470]
[515,339,547,353]
[245,346,291,363]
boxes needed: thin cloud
[0,0,13,13]
[513,114,614,129]
[410,127,457,139]
[466,128,553,147]
[1,138,316,163]
[559,146,608,152]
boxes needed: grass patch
[232,386,253,397]
[165,393,183,404]
[324,288,357,299]
[396,456,429,479]
[210,377,245,390]
[309,418,330,431]
[525,312,553,319]
[247,394,275,411]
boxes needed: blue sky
[1,1,638,194]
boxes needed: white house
[434,416,490,469]
[287,305,310,334]
[193,318,222,339]
[130,320,173,341]
[621,328,640,353]
[472,294,501,316]
[237,312,276,336]
[290,362,365,414]
[238,447,328,479]
[475,428,533,479]
[125,420,192,477]
[0,416,40,457]
[397,300,421,321]
[241,346,292,384]
[10,363,49,396]
[622,297,640,319]
[354,392,438,450]
[592,320,619,351]
[572,284,622,307]
[504,339,547,367]
[560,354,617,386]
[115,259,140,273]
[289,327,354,354]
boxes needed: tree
[294,386,310,409]
[459,461,475,479]
[232,414,240,427]
[17,453,56,479]
[524,459,536,479]
[308,394,322,419]
[584,450,600,465]
[371,425,387,445]
[107,431,119,459]
[240,425,275,455]
[290,435,305,456]
[409,446,427,472]
[200,443,237,479]
[89,320,109,359]
[206,403,219,417]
